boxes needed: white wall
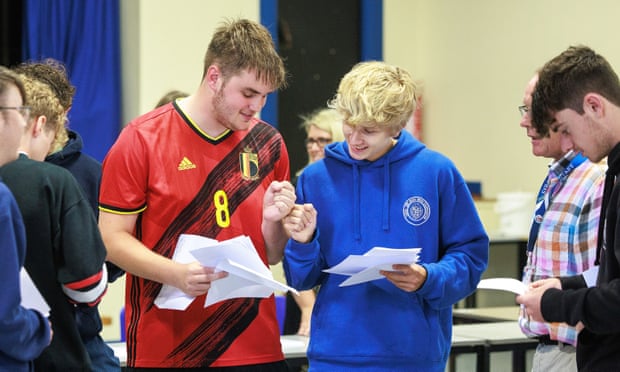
[385,0,620,198]
[120,0,260,122]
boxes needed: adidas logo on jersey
[177,157,196,171]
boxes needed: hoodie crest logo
[403,196,430,226]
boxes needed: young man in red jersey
[99,18,296,371]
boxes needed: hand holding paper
[514,277,561,323]
[154,234,213,310]
[477,276,563,296]
[20,268,50,317]
[324,247,422,287]
[155,234,298,310]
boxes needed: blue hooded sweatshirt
[284,130,489,371]
[45,130,101,216]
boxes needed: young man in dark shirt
[0,72,108,371]
[518,45,620,371]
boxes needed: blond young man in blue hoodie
[283,61,489,371]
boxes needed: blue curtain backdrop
[22,0,121,162]
[260,0,279,128]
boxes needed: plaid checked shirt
[519,151,605,346]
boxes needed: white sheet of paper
[189,236,272,277]
[154,234,218,310]
[477,277,527,295]
[338,263,398,287]
[155,234,296,310]
[20,268,50,317]
[324,247,421,286]
[366,247,422,256]
[217,259,298,295]
[205,259,298,307]
[205,271,273,307]
[582,266,599,287]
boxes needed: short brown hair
[203,18,287,90]
[532,45,620,136]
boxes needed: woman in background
[285,107,344,338]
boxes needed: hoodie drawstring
[382,158,391,231]
[353,163,361,240]
[352,157,392,241]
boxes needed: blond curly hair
[329,61,417,132]
[19,74,66,152]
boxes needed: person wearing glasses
[517,73,605,372]
[0,66,52,372]
[282,108,344,342]
[0,73,108,371]
[300,108,344,172]
[282,61,489,371]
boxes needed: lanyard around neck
[526,153,587,253]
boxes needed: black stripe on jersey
[168,298,261,367]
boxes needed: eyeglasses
[518,105,529,117]
[305,137,332,148]
[0,106,31,121]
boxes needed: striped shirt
[519,151,605,346]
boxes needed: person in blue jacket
[0,66,51,371]
[283,61,489,371]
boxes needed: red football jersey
[100,102,290,368]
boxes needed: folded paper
[324,247,421,287]
[155,234,298,310]
[20,268,50,316]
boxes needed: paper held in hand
[21,268,50,317]
[476,277,527,295]
[324,247,422,287]
[154,234,298,310]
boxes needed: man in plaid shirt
[517,73,605,372]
